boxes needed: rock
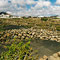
[51,38,57,41]
[41,29,43,32]
[56,57,60,60]
[37,35,40,38]
[53,53,58,58]
[40,36,44,40]
[29,32,32,35]
[23,34,26,36]
[39,58,43,60]
[57,40,60,42]
[22,36,25,39]
[27,34,30,37]
[43,55,48,59]
[6,33,10,37]
[3,34,7,38]
[58,52,60,57]
[52,36,55,38]
[57,38,60,41]
[48,56,56,60]
[14,35,18,38]
[58,38,60,40]
[32,32,35,35]
[18,34,22,37]
[30,36,33,38]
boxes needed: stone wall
[0,28,60,42]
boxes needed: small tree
[41,17,48,21]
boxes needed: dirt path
[31,39,60,58]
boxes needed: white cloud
[33,0,51,10]
[11,0,36,6]
[26,0,36,5]
[11,0,25,6]
[56,0,60,5]
[0,0,9,7]
[0,0,60,16]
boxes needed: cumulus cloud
[32,0,51,10]
[0,0,10,8]
[26,0,37,5]
[11,0,25,6]
[56,0,60,5]
[0,0,60,16]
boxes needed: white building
[0,12,21,18]
[57,16,60,18]
[0,14,10,18]
[38,16,44,18]
[10,16,21,18]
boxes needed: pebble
[39,58,43,60]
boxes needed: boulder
[43,55,48,59]
[53,53,58,58]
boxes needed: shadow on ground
[4,25,32,30]
[31,39,60,58]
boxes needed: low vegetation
[0,17,60,31]
[41,17,48,21]
[0,38,38,60]
[0,17,60,60]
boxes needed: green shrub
[56,27,60,31]
[49,23,53,27]
[41,17,48,21]
[0,25,4,31]
[0,39,36,60]
[22,17,28,19]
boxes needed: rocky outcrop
[39,52,60,60]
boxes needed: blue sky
[50,0,56,3]
[0,0,60,16]
[50,0,56,5]
[26,0,56,10]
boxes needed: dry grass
[0,18,60,31]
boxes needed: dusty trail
[31,39,60,58]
